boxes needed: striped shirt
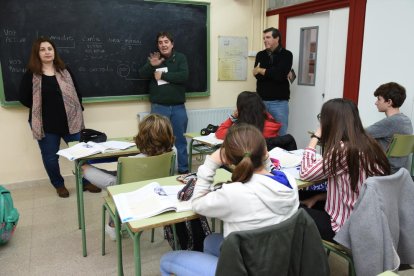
[299,147,367,232]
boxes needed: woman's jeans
[37,132,80,188]
[160,233,224,276]
[151,103,189,173]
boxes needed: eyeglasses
[317,113,321,121]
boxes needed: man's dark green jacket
[139,51,188,105]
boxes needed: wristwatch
[311,134,321,141]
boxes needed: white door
[286,8,349,148]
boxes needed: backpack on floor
[0,186,19,245]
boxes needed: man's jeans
[37,132,80,188]
[264,100,289,136]
[151,103,189,173]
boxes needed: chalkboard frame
[0,0,210,107]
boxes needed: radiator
[137,107,234,133]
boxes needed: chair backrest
[116,151,175,184]
[215,209,329,276]
[386,134,414,157]
[334,168,414,275]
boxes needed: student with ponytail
[160,123,299,276]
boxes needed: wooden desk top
[184,132,201,139]
[108,169,232,232]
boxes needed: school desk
[184,132,223,171]
[107,168,232,276]
[69,137,140,257]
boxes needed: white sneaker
[105,224,117,241]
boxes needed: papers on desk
[57,141,135,161]
[281,167,301,179]
[112,182,192,223]
[193,133,224,146]
[269,147,302,168]
[270,148,322,180]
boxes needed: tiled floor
[1,158,413,275]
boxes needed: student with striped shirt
[299,98,390,242]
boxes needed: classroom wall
[358,0,414,126]
[1,0,264,185]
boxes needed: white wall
[1,0,264,185]
[359,0,414,125]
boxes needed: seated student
[160,123,299,276]
[299,98,390,242]
[214,91,281,139]
[82,114,175,240]
[365,82,413,173]
[82,114,175,189]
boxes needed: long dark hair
[220,123,267,183]
[236,91,268,132]
[319,98,390,191]
[27,37,66,74]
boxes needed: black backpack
[79,128,107,143]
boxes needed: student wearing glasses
[299,98,390,241]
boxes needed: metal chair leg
[102,204,106,256]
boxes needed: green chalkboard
[0,0,209,106]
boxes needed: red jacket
[215,112,281,139]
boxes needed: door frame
[267,0,366,104]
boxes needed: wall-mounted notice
[218,36,248,81]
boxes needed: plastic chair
[386,134,414,175]
[102,151,175,276]
[323,240,356,276]
[215,209,329,276]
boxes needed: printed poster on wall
[218,36,248,81]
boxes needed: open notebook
[57,141,135,161]
[112,182,192,223]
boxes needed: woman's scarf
[31,69,84,140]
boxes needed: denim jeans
[264,100,289,136]
[37,132,80,188]
[151,103,189,172]
[160,233,224,276]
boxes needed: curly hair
[134,114,175,156]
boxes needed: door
[286,9,349,148]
